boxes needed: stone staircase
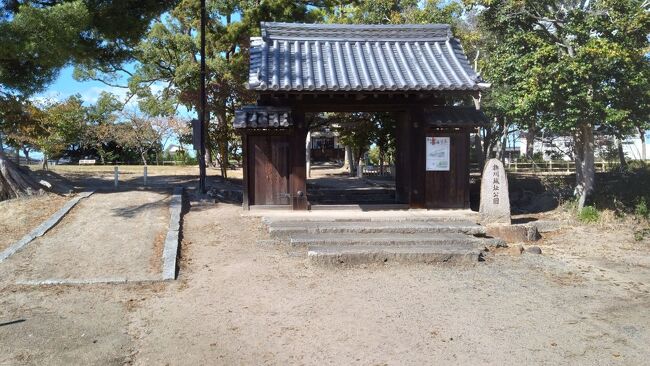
[306,187,396,205]
[261,213,504,265]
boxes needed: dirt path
[0,190,170,283]
[127,203,650,365]
[1,198,649,365]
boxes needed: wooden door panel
[248,135,290,205]
[424,132,469,209]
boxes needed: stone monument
[479,159,511,224]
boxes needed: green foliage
[33,96,86,161]
[591,164,650,215]
[470,0,650,206]
[0,0,177,96]
[634,227,650,241]
[635,198,649,220]
[163,150,197,165]
[578,206,600,223]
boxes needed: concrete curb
[15,277,161,286]
[0,191,95,263]
[162,186,183,280]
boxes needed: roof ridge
[261,22,452,42]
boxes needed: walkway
[0,190,171,284]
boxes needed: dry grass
[26,164,244,186]
[0,193,69,251]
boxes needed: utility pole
[198,0,207,193]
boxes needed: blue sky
[36,65,195,119]
[36,66,131,105]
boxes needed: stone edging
[162,186,183,280]
[0,191,95,263]
[15,277,161,286]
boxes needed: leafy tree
[81,92,123,164]
[35,96,86,170]
[334,113,376,176]
[0,0,178,199]
[468,0,650,209]
[78,0,324,178]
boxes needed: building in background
[309,129,344,163]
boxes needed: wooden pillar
[394,111,411,204]
[409,107,426,208]
[290,112,308,210]
[241,132,250,210]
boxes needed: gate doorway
[234,22,489,211]
[305,112,398,207]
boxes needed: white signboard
[426,136,450,171]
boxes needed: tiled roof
[234,106,292,129]
[248,22,488,93]
[424,107,488,127]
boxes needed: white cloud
[78,85,132,105]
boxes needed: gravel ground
[0,195,649,365]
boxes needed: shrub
[634,228,650,241]
[578,206,600,223]
[635,198,649,220]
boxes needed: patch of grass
[634,228,650,241]
[578,206,600,223]
[635,198,649,220]
[592,163,650,217]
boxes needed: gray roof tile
[249,22,487,92]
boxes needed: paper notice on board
[426,137,450,171]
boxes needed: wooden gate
[247,135,290,205]
[424,130,470,209]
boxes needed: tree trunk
[499,117,508,162]
[141,151,148,166]
[22,147,30,163]
[343,145,352,171]
[525,123,535,159]
[0,151,43,201]
[482,125,494,160]
[357,156,364,178]
[305,131,311,178]
[639,128,646,161]
[15,145,20,165]
[219,138,228,179]
[574,122,595,210]
[616,136,627,169]
[0,134,4,153]
[474,133,484,169]
[205,147,213,168]
[41,154,48,171]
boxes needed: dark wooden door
[248,135,290,205]
[424,131,470,209]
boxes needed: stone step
[309,198,396,204]
[269,220,486,238]
[308,244,483,265]
[306,188,395,195]
[289,232,498,247]
[260,211,478,223]
[308,204,408,211]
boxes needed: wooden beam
[290,112,309,210]
[241,133,249,210]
